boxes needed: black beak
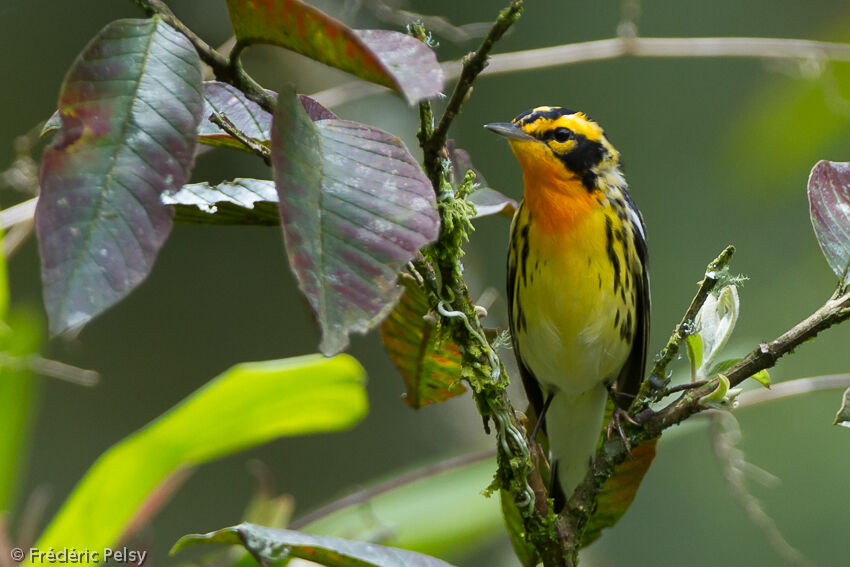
[484,122,535,141]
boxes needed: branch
[208,112,271,165]
[636,245,735,404]
[420,1,523,188]
[312,35,850,108]
[289,449,495,529]
[565,262,850,546]
[133,0,276,114]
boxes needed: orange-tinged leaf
[380,273,465,408]
[582,438,658,546]
[225,0,443,104]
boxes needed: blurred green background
[3,0,850,565]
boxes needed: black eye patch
[553,128,572,143]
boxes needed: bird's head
[485,106,621,191]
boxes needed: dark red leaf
[272,87,439,355]
[225,0,443,104]
[35,17,203,334]
[808,160,850,284]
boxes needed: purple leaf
[448,141,517,220]
[35,17,203,334]
[808,160,850,284]
[173,522,456,567]
[225,0,444,104]
[272,87,439,355]
[198,82,336,151]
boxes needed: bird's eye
[553,128,572,143]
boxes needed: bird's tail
[547,385,609,510]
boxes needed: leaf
[0,310,43,512]
[301,454,502,562]
[225,0,443,104]
[750,369,771,389]
[379,273,465,408]
[35,17,204,335]
[699,374,732,408]
[705,357,742,378]
[684,333,703,382]
[834,386,850,427]
[162,179,280,226]
[500,489,538,567]
[467,189,518,220]
[272,86,439,355]
[199,82,336,151]
[694,285,740,378]
[447,142,517,220]
[172,523,457,567]
[808,160,850,284]
[582,439,658,546]
[33,354,368,567]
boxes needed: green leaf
[834,386,850,427]
[705,357,743,378]
[300,456,502,561]
[750,369,771,389]
[684,333,703,381]
[499,490,538,567]
[225,0,443,104]
[0,310,43,512]
[162,179,280,226]
[271,86,439,355]
[32,354,367,566]
[172,523,456,567]
[808,160,850,284]
[379,273,465,408]
[35,17,204,335]
[699,374,731,408]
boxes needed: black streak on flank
[520,223,530,287]
[605,216,621,294]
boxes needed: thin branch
[289,449,495,530]
[568,287,850,545]
[637,245,735,404]
[426,1,523,158]
[311,35,850,108]
[0,197,37,230]
[208,112,271,165]
[133,0,276,114]
[736,373,850,409]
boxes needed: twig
[420,1,523,188]
[0,353,100,387]
[208,112,271,165]
[637,245,735,404]
[289,449,495,529]
[0,197,37,230]
[736,373,850,409]
[311,36,850,108]
[566,255,850,562]
[133,0,276,114]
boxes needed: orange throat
[512,141,600,236]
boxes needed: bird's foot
[606,406,638,459]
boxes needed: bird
[485,107,650,511]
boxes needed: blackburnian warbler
[486,107,650,510]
